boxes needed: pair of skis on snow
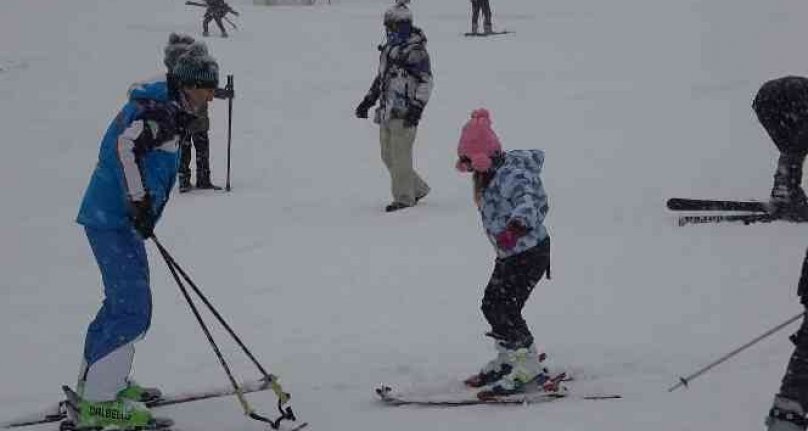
[1,378,308,431]
[3,375,620,429]
[667,198,778,226]
[375,372,620,407]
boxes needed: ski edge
[677,213,776,226]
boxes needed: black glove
[214,87,233,100]
[355,97,375,119]
[403,104,423,128]
[130,196,156,239]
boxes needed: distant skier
[355,0,433,212]
[753,76,808,221]
[767,248,808,431]
[178,84,232,193]
[73,33,220,430]
[201,0,238,38]
[455,108,552,397]
[470,0,493,35]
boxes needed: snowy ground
[3,0,808,430]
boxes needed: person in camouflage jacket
[355,1,433,212]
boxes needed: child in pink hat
[456,108,558,399]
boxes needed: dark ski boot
[766,395,808,431]
[196,171,222,191]
[179,174,192,193]
[770,153,808,221]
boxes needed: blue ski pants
[82,227,152,367]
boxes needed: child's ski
[375,375,620,407]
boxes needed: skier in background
[177,84,232,193]
[753,76,808,221]
[202,0,238,38]
[470,0,494,35]
[455,108,553,397]
[73,34,219,430]
[355,0,433,212]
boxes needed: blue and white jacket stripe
[478,150,549,258]
[77,77,181,230]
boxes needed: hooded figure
[355,0,433,212]
[456,108,556,400]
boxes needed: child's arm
[505,172,548,231]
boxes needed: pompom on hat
[384,0,413,25]
[456,108,502,172]
[163,32,197,71]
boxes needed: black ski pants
[203,12,227,36]
[778,247,808,409]
[179,131,212,182]
[753,76,808,156]
[481,237,550,350]
[471,0,492,28]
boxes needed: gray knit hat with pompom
[171,41,219,89]
[163,33,197,71]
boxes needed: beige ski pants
[379,120,430,205]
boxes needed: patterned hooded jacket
[364,27,433,124]
[77,77,182,230]
[478,150,549,258]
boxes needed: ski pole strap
[150,236,299,429]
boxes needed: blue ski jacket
[77,77,182,230]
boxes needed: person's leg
[215,17,228,37]
[471,0,481,33]
[79,227,151,401]
[179,134,193,191]
[753,77,808,220]
[202,14,212,36]
[193,131,217,188]
[478,241,551,392]
[481,0,493,33]
[753,77,808,155]
[386,120,419,207]
[481,242,550,349]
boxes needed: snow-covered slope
[3,0,808,430]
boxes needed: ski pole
[668,311,805,392]
[225,74,233,192]
[151,236,298,429]
[224,16,238,30]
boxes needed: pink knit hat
[456,108,502,172]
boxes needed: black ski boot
[767,395,808,431]
[179,174,193,193]
[196,171,222,191]
[770,153,808,221]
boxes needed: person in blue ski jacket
[73,33,220,430]
[455,108,554,398]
